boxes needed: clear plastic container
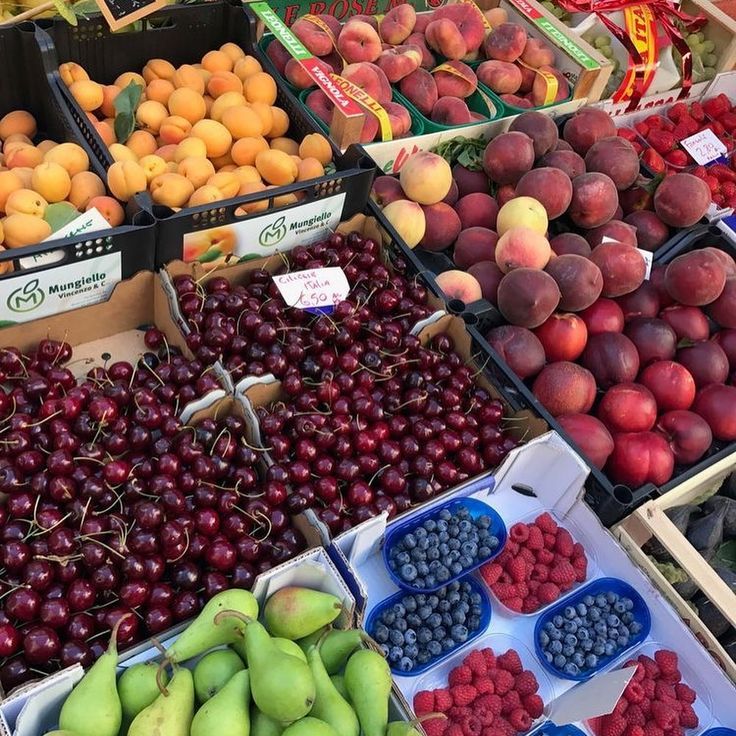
[533,577,651,681]
[382,497,507,593]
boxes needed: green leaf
[715,540,736,570]
[52,0,78,25]
[113,81,143,143]
[197,248,222,263]
[237,254,262,262]
[72,0,102,16]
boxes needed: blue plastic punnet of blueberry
[367,577,492,675]
[383,499,506,592]
[534,577,651,681]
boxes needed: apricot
[231,136,269,167]
[189,185,223,206]
[244,73,277,105]
[109,143,137,162]
[234,55,263,81]
[174,138,208,163]
[171,64,205,94]
[95,121,116,147]
[5,145,44,170]
[214,105,260,141]
[270,137,299,156]
[207,71,242,99]
[145,79,174,107]
[136,154,166,183]
[5,188,47,217]
[69,80,104,112]
[238,182,269,213]
[177,156,216,189]
[233,166,261,189]
[0,111,37,141]
[59,62,89,87]
[0,170,23,212]
[159,116,192,146]
[44,143,89,177]
[3,213,52,247]
[189,120,232,159]
[255,149,297,186]
[107,160,147,202]
[30,162,71,204]
[68,171,105,210]
[297,157,324,182]
[168,88,207,125]
[35,140,57,155]
[299,134,332,165]
[12,168,33,189]
[115,71,146,88]
[269,108,290,139]
[87,196,124,227]
[126,130,157,158]
[134,100,167,135]
[202,49,233,74]
[143,59,176,83]
[220,43,246,64]
[148,173,194,208]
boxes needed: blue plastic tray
[365,574,492,676]
[382,497,507,593]
[700,729,736,736]
[533,577,651,681]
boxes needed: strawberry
[451,684,478,708]
[661,118,675,132]
[667,102,689,121]
[476,679,495,695]
[705,175,721,193]
[665,150,689,167]
[675,683,696,704]
[678,704,699,729]
[635,122,650,137]
[526,525,544,550]
[646,115,663,129]
[721,111,736,131]
[648,129,677,154]
[508,708,531,732]
[710,164,736,182]
[619,127,639,141]
[549,559,577,586]
[703,93,730,118]
[501,690,522,715]
[642,148,666,174]
[514,671,538,696]
[523,693,544,718]
[654,650,679,675]
[464,650,488,677]
[538,582,561,603]
[476,693,503,715]
[481,647,496,669]
[414,690,435,715]
[492,668,515,695]
[498,649,523,674]
[461,715,483,736]
[692,165,708,178]
[632,141,643,154]
[672,123,692,141]
[507,556,527,583]
[535,512,558,535]
[537,548,554,565]
[651,702,678,731]
[555,528,575,557]
[712,120,726,135]
[509,522,529,543]
[601,714,628,736]
[481,562,503,585]
[713,193,726,207]
[435,688,454,712]
[450,665,474,686]
[690,101,705,121]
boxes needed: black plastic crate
[0,24,155,301]
[35,0,376,266]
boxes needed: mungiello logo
[259,216,288,247]
[7,278,45,313]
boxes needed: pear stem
[156,659,171,697]
[108,612,132,656]
[212,609,253,627]
[315,626,333,650]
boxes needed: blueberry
[544,622,556,633]
[478,546,492,558]
[395,618,407,633]
[630,621,643,635]
[396,552,410,566]
[459,520,472,533]
[619,636,629,649]
[553,615,564,628]
[450,561,463,576]
[448,539,460,551]
[554,654,567,668]
[539,631,550,647]
[389,629,404,646]
[374,624,389,643]
[544,651,554,663]
[417,538,429,551]
[564,606,576,620]
[439,533,449,545]
[437,521,448,534]
[442,638,455,651]
[398,657,414,672]
[594,622,607,635]
[424,519,436,532]
[451,609,466,625]
[439,509,451,521]
[437,568,451,583]
[573,616,583,627]
[606,614,620,627]
[583,595,595,606]
[550,629,563,641]
[614,600,626,614]
[563,620,578,633]
[572,652,585,667]
[407,613,421,628]
[424,575,436,588]
[403,533,417,549]
[577,628,589,641]
[467,615,480,630]
[585,653,598,669]
[382,611,395,625]
[576,603,588,616]
[416,562,429,576]
[564,633,578,647]
[593,644,605,656]
[459,555,473,568]
[379,643,390,657]
[442,613,453,628]
[451,624,468,642]
[427,640,442,656]
[400,564,417,582]
[623,597,634,611]
[581,639,593,652]
[562,644,575,657]
[418,627,432,644]
[461,541,478,558]
[604,642,616,656]
[433,627,446,641]
[608,629,619,640]
[418,605,432,620]
[550,640,563,655]
[404,629,417,645]
[563,662,579,676]
[477,514,491,528]
[428,595,440,607]
[417,651,430,664]
[427,613,442,628]
[389,646,403,662]
[622,612,634,625]
[403,596,417,613]
[589,608,601,622]
[595,595,607,608]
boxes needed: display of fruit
[0,109,124,264]
[413,645,545,736]
[57,45,335,207]
[589,649,702,736]
[692,162,736,209]
[480,513,588,613]
[0,335,308,690]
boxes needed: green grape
[703,67,717,80]
[600,44,613,58]
[702,39,716,53]
[594,35,610,48]
[541,1,555,10]
[703,53,717,67]
[694,31,705,42]
[689,41,703,55]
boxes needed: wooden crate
[614,454,736,684]
[688,0,736,72]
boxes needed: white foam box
[330,432,736,728]
[0,547,415,736]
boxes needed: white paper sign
[0,253,122,326]
[681,129,727,164]
[273,267,349,311]
[637,248,653,278]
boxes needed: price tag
[637,248,653,279]
[681,129,727,165]
[273,267,349,313]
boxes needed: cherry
[67,579,96,612]
[145,606,173,633]
[23,625,61,664]
[39,599,71,629]
[0,623,21,657]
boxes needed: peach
[641,360,696,412]
[265,40,291,75]
[521,37,555,68]
[210,92,247,123]
[482,131,534,186]
[453,164,488,197]
[286,57,332,90]
[568,172,618,229]
[496,196,547,236]
[515,167,572,219]
[293,14,341,56]
[379,4,416,44]
[433,60,477,98]
[500,94,533,109]
[586,219,637,249]
[598,383,657,433]
[149,173,195,208]
[399,151,452,205]
[625,317,677,366]
[580,298,625,335]
[431,97,472,126]
[563,106,617,155]
[433,4,486,55]
[385,102,412,137]
[549,232,591,257]
[581,332,640,388]
[159,116,193,146]
[531,66,568,107]
[584,136,639,191]
[509,111,559,159]
[68,171,105,210]
[243,73,278,106]
[653,173,710,228]
[656,410,713,465]
[456,192,498,231]
[707,279,736,328]
[425,18,467,60]
[255,149,297,186]
[0,170,24,212]
[546,254,603,312]
[664,249,726,306]
[59,62,89,87]
[607,432,675,487]
[624,210,670,251]
[539,149,585,179]
[454,227,499,268]
[477,60,522,95]
[435,270,482,303]
[299,133,332,165]
[486,325,545,378]
[372,175,405,207]
[535,313,588,362]
[497,268,561,328]
[382,199,426,248]
[3,213,51,247]
[87,196,124,227]
[126,130,157,158]
[693,383,736,441]
[532,361,596,417]
[495,227,550,272]
[590,242,646,298]
[31,162,71,203]
[341,62,392,105]
[69,80,104,112]
[468,261,504,304]
[557,414,614,469]
[376,46,422,84]
[419,202,461,251]
[485,7,508,25]
[190,119,232,159]
[107,160,147,202]
[484,23,526,62]
[661,305,710,341]
[5,188,47,217]
[406,32,436,69]
[168,88,207,125]
[305,89,333,125]
[337,21,382,64]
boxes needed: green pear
[44,732,79,735]
[296,627,329,653]
[128,667,194,736]
[164,589,258,665]
[281,718,338,736]
[59,618,126,736]
[344,649,391,736]
[329,675,348,701]
[251,708,283,736]
[118,662,169,734]
[318,629,365,674]
[193,649,244,703]
[191,669,250,736]
[264,587,342,640]
[306,645,358,736]
[232,636,306,665]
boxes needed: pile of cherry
[172,232,519,535]
[0,338,306,690]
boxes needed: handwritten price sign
[273,267,350,313]
[681,129,727,165]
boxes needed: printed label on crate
[681,128,728,164]
[0,253,122,326]
[182,193,346,262]
[265,0,442,26]
[273,266,349,312]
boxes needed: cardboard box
[331,433,736,724]
[614,457,736,685]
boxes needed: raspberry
[477,706,495,727]
[667,727,685,736]
[675,683,696,704]
[523,693,544,719]
[624,704,646,726]
[493,717,517,736]
[614,698,629,716]
[535,512,557,534]
[624,681,645,704]
[511,671,537,696]
[661,668,682,685]
[526,525,544,550]
[435,688,454,712]
[461,715,482,736]
[507,556,527,583]
[447,722,465,736]
[655,682,676,701]
[549,559,577,587]
[543,533,556,549]
[531,563,549,582]
[654,650,679,675]
[537,548,554,565]
[414,690,435,715]
[601,714,627,736]
[639,655,660,678]
[509,708,531,732]
[626,727,645,736]
[554,528,574,557]
[476,679,495,695]
[518,548,535,565]
[501,690,521,715]
[464,650,488,677]
[678,704,699,729]
[521,596,540,613]
[451,684,478,707]
[450,665,473,686]
[492,582,517,600]
[572,555,588,582]
[515,582,529,599]
[481,647,496,669]
[450,706,473,721]
[504,596,524,612]
[424,718,447,736]
[642,724,664,736]
[642,679,656,699]
[481,562,503,585]
[538,582,561,603]
[651,702,678,731]
[476,693,503,715]
[498,649,523,674]
[492,668,515,695]
[509,522,529,543]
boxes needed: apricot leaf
[52,0,77,25]
[113,81,143,143]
